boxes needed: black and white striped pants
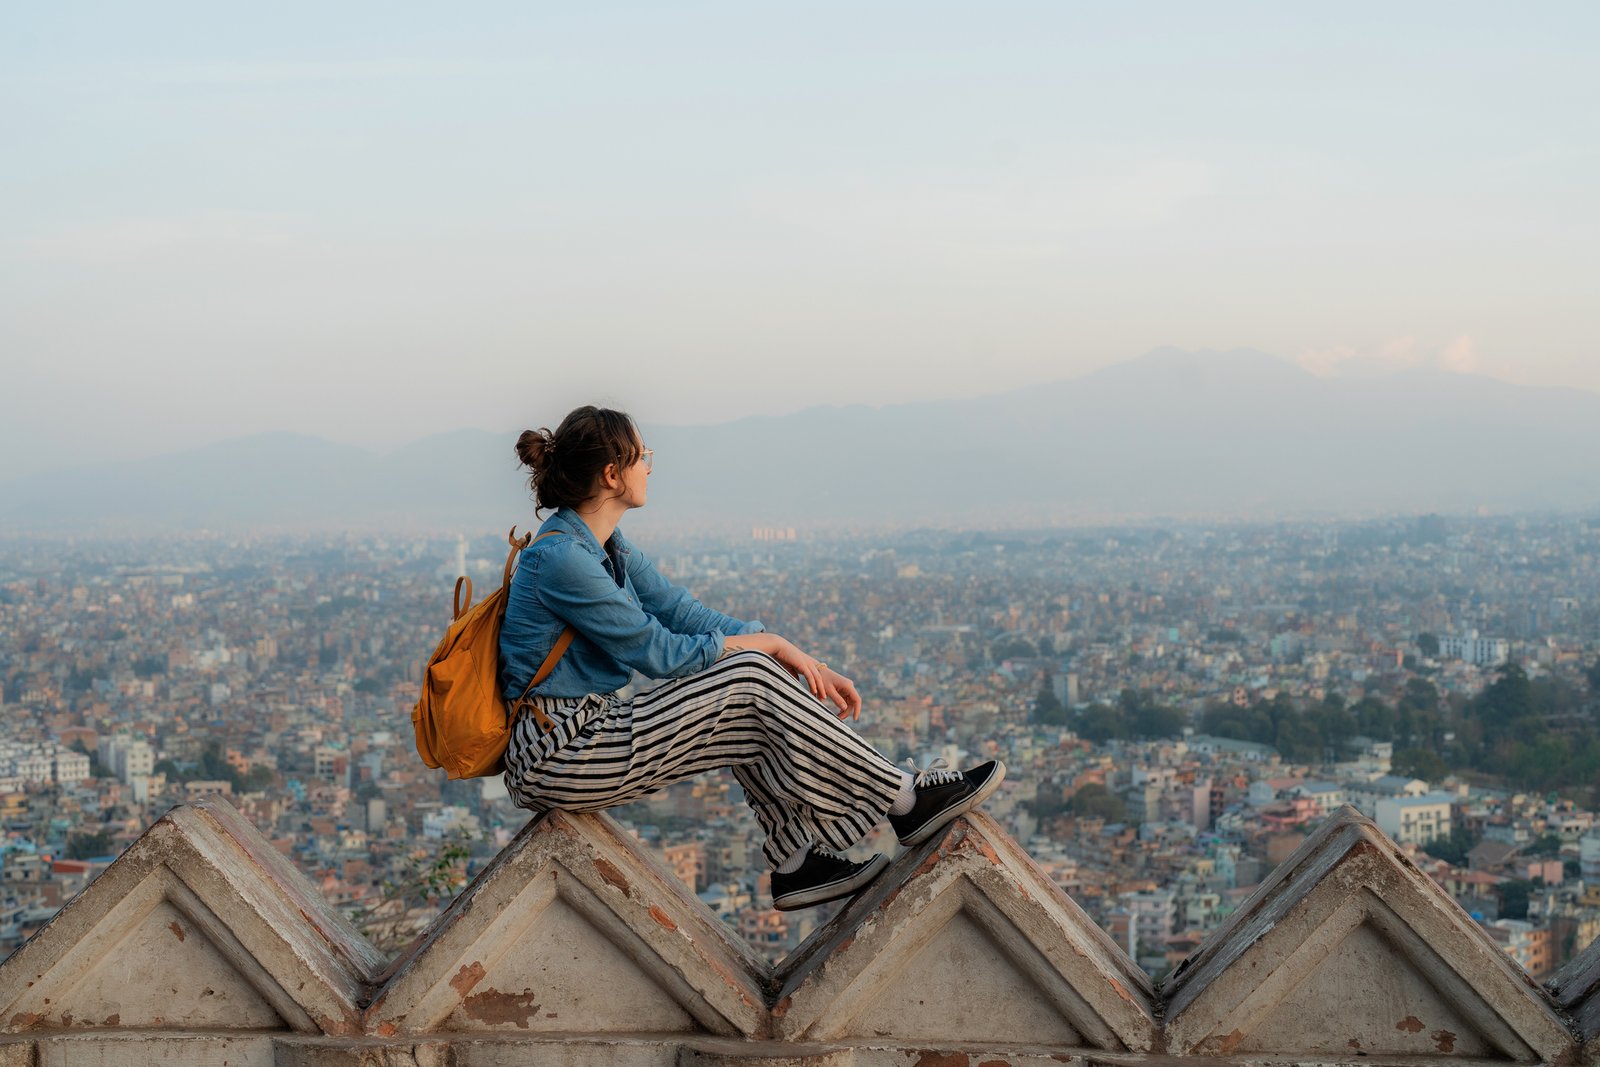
[502,650,904,866]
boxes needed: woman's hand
[820,665,863,721]
[724,634,863,720]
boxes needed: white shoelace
[905,756,963,789]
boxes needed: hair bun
[514,428,554,471]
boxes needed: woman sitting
[499,405,1004,910]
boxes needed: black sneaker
[889,758,1007,845]
[770,846,889,911]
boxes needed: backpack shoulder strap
[506,527,576,731]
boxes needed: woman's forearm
[723,632,785,658]
[720,632,860,719]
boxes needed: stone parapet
[1,801,1594,1065]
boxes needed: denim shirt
[498,508,765,699]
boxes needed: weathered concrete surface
[676,1044,856,1066]
[686,1047,1086,1067]
[1163,804,1576,1062]
[191,795,387,985]
[1549,920,1600,1055]
[770,813,1157,1052]
[270,1037,453,1066]
[277,1036,1086,1066]
[0,797,377,1036]
[366,811,770,1038]
[10,796,1599,1065]
[275,1034,680,1066]
[18,1031,275,1066]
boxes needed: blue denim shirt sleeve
[538,539,725,679]
[622,540,766,638]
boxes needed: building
[98,737,154,785]
[1438,631,1509,667]
[1484,918,1555,978]
[1345,775,1430,818]
[1376,794,1454,846]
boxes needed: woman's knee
[720,648,791,682]
[717,649,817,705]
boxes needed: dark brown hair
[515,406,643,513]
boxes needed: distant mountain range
[5,348,1597,533]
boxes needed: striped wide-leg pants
[502,650,905,867]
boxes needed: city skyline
[4,513,1600,979]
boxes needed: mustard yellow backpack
[411,528,573,779]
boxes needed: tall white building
[1580,828,1600,884]
[99,737,154,785]
[1437,630,1509,667]
[1376,794,1454,846]
[52,750,89,784]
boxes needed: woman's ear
[600,462,621,492]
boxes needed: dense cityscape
[4,512,1600,980]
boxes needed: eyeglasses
[638,448,654,472]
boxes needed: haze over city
[3,3,1597,485]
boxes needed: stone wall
[3,798,1599,1066]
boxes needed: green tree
[1027,785,1069,820]
[1525,834,1563,858]
[1498,879,1534,921]
[1352,696,1395,742]
[65,830,115,859]
[991,635,1038,662]
[1399,678,1440,715]
[1067,783,1127,823]
[1274,715,1324,764]
[1477,663,1536,731]
[241,765,277,792]
[1118,689,1185,740]
[1202,702,1275,746]
[1393,746,1447,782]
[1417,633,1441,658]
[1075,703,1127,744]
[1033,678,1068,726]
[1307,700,1358,755]
[196,742,244,790]
[347,838,474,954]
[1421,827,1478,866]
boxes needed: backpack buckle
[513,696,557,734]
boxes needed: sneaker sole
[897,761,1007,846]
[771,852,890,911]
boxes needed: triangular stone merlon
[771,813,1157,1051]
[1163,805,1577,1063]
[7,796,1594,1063]
[366,810,770,1038]
[180,795,386,984]
[0,798,374,1036]
[1551,923,1600,1045]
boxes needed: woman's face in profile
[617,437,651,510]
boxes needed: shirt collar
[544,508,627,557]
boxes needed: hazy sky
[3,3,1597,481]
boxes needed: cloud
[1297,335,1480,378]
[1436,335,1479,374]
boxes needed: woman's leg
[506,651,904,867]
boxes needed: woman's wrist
[721,632,775,658]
